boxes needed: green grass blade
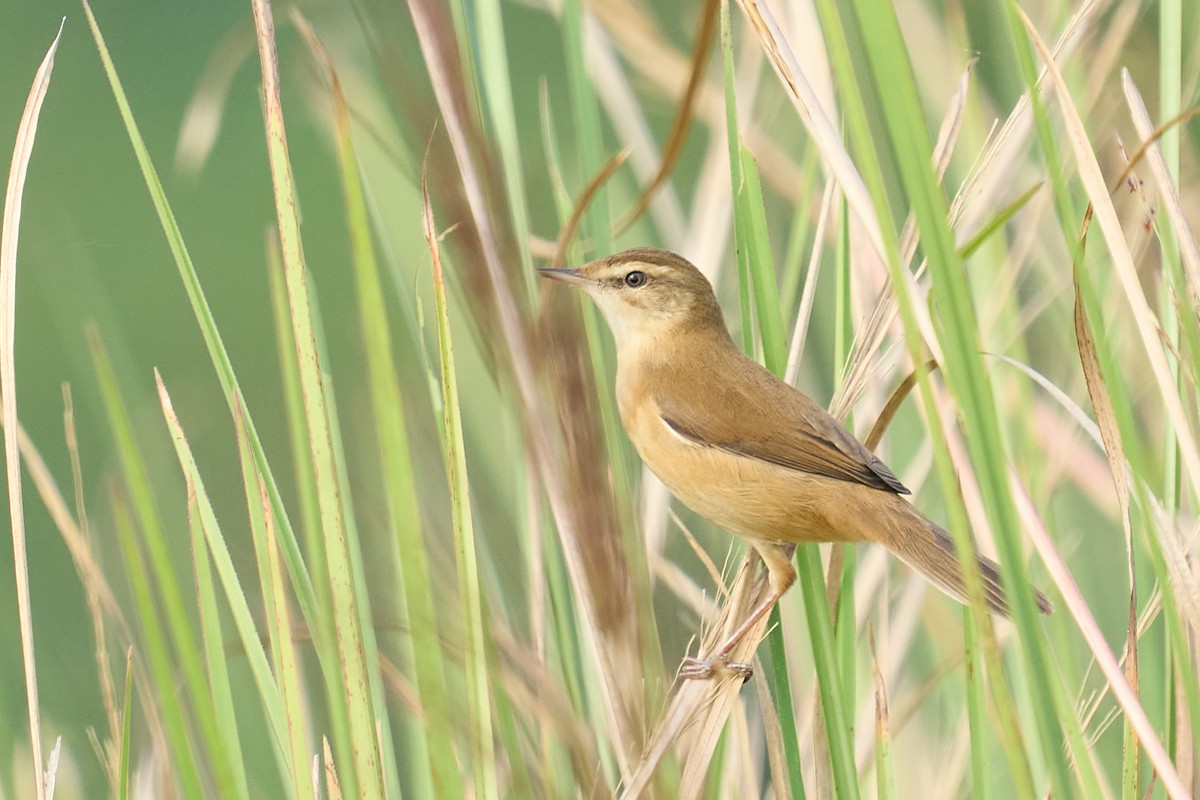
[109,487,205,799]
[265,236,326,603]
[233,400,313,799]
[723,7,847,797]
[423,172,498,798]
[247,1,384,792]
[186,483,251,800]
[869,633,895,800]
[263,238,359,788]
[958,182,1043,261]
[719,8,807,793]
[473,0,534,280]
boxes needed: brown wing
[656,351,909,495]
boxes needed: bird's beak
[537,268,593,288]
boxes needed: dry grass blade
[18,420,123,622]
[868,628,894,799]
[31,395,132,780]
[831,60,970,421]
[407,0,647,774]
[1,20,65,800]
[547,146,630,269]
[784,177,836,387]
[623,557,773,798]
[1121,75,1200,310]
[323,738,344,800]
[865,361,939,451]
[1016,7,1200,506]
[1023,251,1174,782]
[174,22,255,176]
[1012,477,1188,799]
[614,0,719,235]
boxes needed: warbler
[541,248,1050,677]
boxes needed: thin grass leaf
[560,0,613,258]
[0,23,64,800]
[265,235,324,592]
[422,164,498,799]
[548,147,631,270]
[108,484,205,798]
[20,390,123,629]
[262,236,359,787]
[472,0,534,278]
[186,482,251,800]
[958,182,1044,261]
[1070,205,1145,800]
[737,138,809,800]
[235,403,312,799]
[118,649,133,800]
[736,0,886,262]
[247,1,385,793]
[868,630,895,800]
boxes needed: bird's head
[539,248,726,347]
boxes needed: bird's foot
[680,656,753,682]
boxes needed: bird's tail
[883,503,1052,617]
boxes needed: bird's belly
[626,406,847,544]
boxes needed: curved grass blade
[0,22,65,800]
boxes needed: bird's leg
[681,544,797,680]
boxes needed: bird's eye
[623,270,648,288]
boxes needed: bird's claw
[680,656,753,682]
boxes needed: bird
[540,247,1051,679]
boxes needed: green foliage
[1,0,1198,797]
